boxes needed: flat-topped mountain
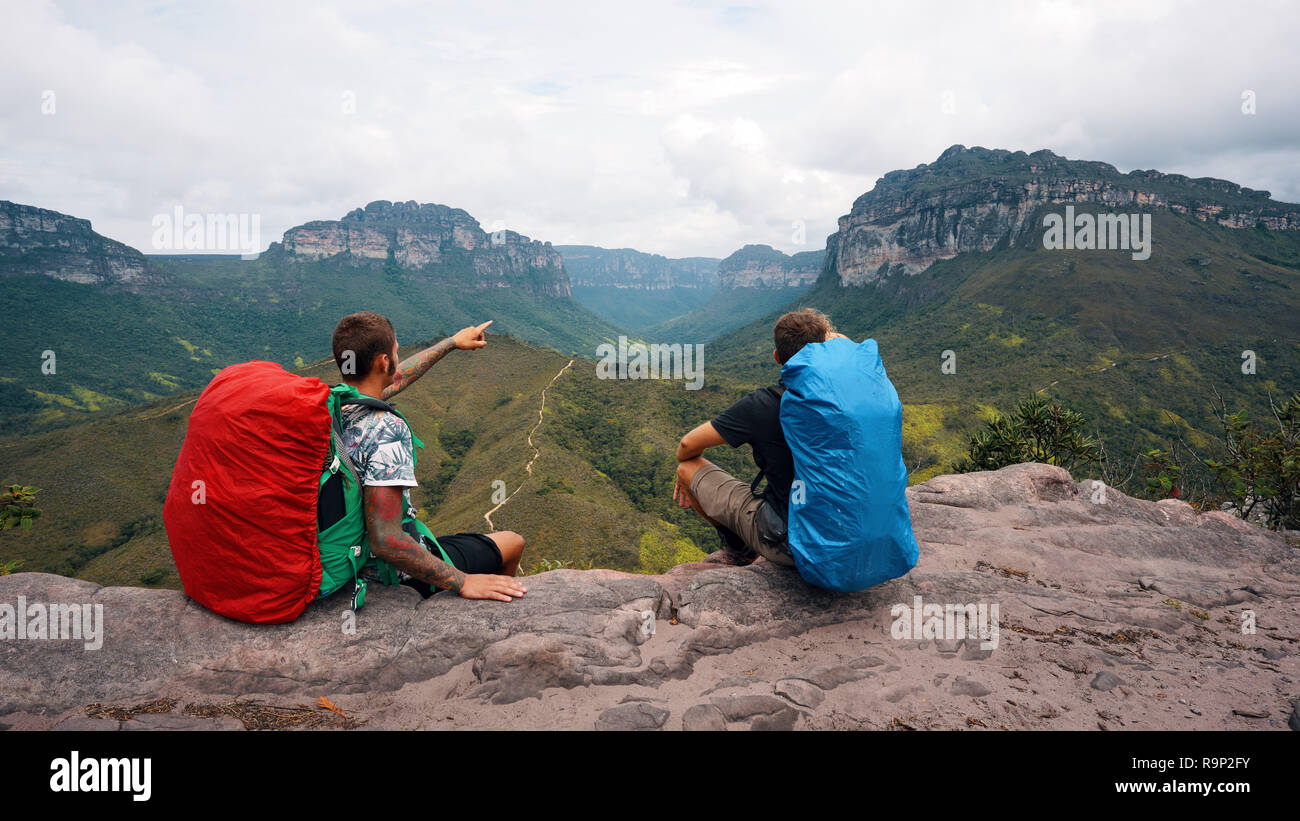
[269,199,570,297]
[560,243,823,335]
[0,201,160,290]
[0,199,622,434]
[827,145,1300,284]
[556,245,719,290]
[718,244,823,288]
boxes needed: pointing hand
[454,320,493,350]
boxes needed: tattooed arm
[364,485,526,601]
[381,320,492,401]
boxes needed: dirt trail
[483,358,574,530]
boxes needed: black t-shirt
[709,381,793,520]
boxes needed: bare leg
[485,530,525,576]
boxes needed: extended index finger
[476,320,494,332]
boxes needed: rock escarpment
[717,244,823,288]
[826,145,1300,284]
[270,200,571,297]
[1,464,1296,731]
[0,200,157,290]
[556,245,719,290]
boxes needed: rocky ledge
[1,463,1297,731]
[0,200,158,290]
[827,145,1300,284]
[269,200,570,297]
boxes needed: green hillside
[10,207,1293,590]
[0,334,772,588]
[643,284,812,344]
[1,254,627,436]
[571,285,713,332]
[708,209,1300,484]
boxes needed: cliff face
[827,145,1300,285]
[0,201,158,290]
[272,200,571,297]
[557,245,719,290]
[717,244,823,288]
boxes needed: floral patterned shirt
[339,403,418,510]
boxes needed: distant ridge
[826,145,1300,284]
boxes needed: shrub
[953,396,1100,474]
[1202,391,1300,530]
[0,485,41,530]
[139,568,166,586]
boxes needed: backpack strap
[335,392,425,451]
[329,385,437,593]
[341,395,398,413]
[327,389,408,602]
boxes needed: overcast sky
[2,0,1298,259]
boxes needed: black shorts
[429,532,504,574]
[403,532,503,598]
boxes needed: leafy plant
[1142,448,1182,499]
[0,485,41,530]
[1201,391,1300,530]
[953,396,1100,474]
[437,428,477,460]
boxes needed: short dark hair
[332,312,396,381]
[774,308,834,364]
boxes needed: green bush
[1142,448,1183,499]
[1202,391,1300,531]
[535,476,575,496]
[953,396,1100,474]
[0,485,41,530]
[139,568,166,586]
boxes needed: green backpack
[317,383,453,610]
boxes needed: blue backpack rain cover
[779,337,919,592]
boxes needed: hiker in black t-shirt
[673,308,846,565]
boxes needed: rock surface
[2,463,1297,731]
[826,145,1300,284]
[0,200,158,289]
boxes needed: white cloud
[0,0,1297,259]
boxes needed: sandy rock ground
[2,464,1297,731]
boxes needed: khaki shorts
[690,462,795,566]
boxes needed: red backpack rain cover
[164,361,331,624]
